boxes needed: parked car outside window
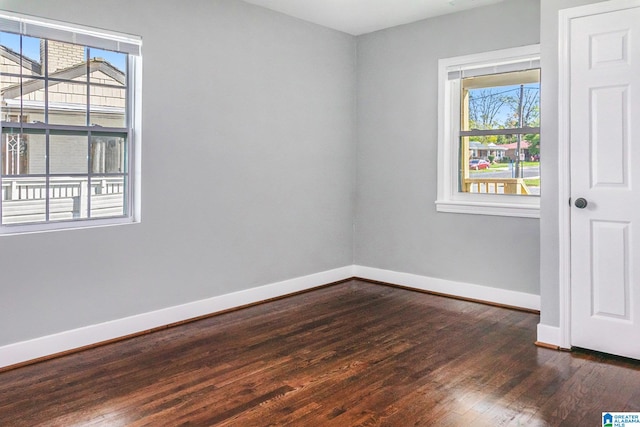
[469,159,491,170]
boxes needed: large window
[0,11,141,233]
[436,45,541,218]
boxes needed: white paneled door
[569,1,640,359]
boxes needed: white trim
[441,44,541,76]
[557,4,574,351]
[435,199,540,218]
[536,323,562,348]
[0,10,141,55]
[0,216,135,236]
[562,0,640,16]
[557,0,640,352]
[0,10,141,44]
[354,265,540,311]
[0,266,354,369]
[131,52,143,223]
[436,44,541,218]
[0,264,543,370]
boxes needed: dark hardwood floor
[1,280,639,426]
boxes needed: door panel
[570,4,640,359]
[591,86,628,187]
[591,220,629,319]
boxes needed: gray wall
[355,0,541,294]
[538,0,608,326]
[0,0,356,346]
[0,0,559,351]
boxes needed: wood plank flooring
[0,280,639,426]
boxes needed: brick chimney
[40,40,85,72]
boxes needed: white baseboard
[536,323,562,348]
[0,266,354,370]
[0,264,544,370]
[353,265,540,311]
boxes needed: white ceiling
[242,0,505,35]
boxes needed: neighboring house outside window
[0,12,141,233]
[436,44,541,218]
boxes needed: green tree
[525,132,540,157]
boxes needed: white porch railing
[1,177,125,224]
[463,178,531,195]
[2,177,124,200]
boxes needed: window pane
[2,176,47,225]
[88,47,127,81]
[1,132,28,175]
[49,133,88,174]
[0,31,23,72]
[0,33,41,75]
[21,36,42,71]
[3,131,46,176]
[47,81,88,126]
[90,175,125,218]
[22,76,46,123]
[0,33,22,125]
[1,33,45,124]
[462,69,540,132]
[1,75,46,124]
[0,101,22,122]
[91,135,126,173]
[460,135,540,196]
[89,85,126,128]
[49,176,87,220]
[46,40,85,75]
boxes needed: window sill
[435,198,540,218]
[0,216,138,236]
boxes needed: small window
[0,11,141,233]
[436,45,541,218]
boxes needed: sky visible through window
[467,83,540,130]
[0,31,126,72]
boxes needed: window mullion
[460,127,540,137]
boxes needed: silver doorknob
[574,198,588,209]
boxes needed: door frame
[557,0,640,350]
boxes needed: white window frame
[0,11,142,235]
[436,44,540,218]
